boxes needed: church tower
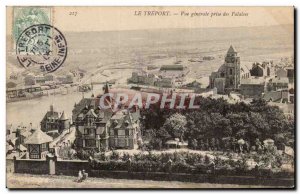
[224,45,240,89]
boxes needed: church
[209,45,250,94]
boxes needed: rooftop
[24,129,53,144]
[227,45,237,54]
[60,111,67,120]
[270,77,289,84]
[240,78,265,85]
[263,91,283,102]
[160,65,184,71]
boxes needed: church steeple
[224,45,241,89]
[227,45,237,54]
[225,45,239,63]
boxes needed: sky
[7,6,294,33]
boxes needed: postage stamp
[16,24,68,73]
[13,7,52,41]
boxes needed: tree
[76,149,90,160]
[189,139,198,150]
[156,127,171,142]
[210,113,232,138]
[250,98,268,112]
[163,113,187,142]
[149,138,163,150]
[110,150,120,160]
[222,137,231,151]
[226,113,245,135]
[139,94,294,152]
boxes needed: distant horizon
[6,23,293,36]
[62,23,293,33]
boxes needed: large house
[209,45,250,93]
[74,106,113,151]
[239,77,266,98]
[40,105,70,135]
[266,77,289,91]
[73,83,142,151]
[108,109,141,149]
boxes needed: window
[84,128,89,135]
[114,129,118,136]
[118,130,125,136]
[41,143,48,152]
[30,153,40,159]
[124,120,129,127]
[86,116,93,126]
[229,68,233,75]
[29,144,40,159]
[125,129,129,137]
[96,127,105,135]
[76,139,83,147]
[85,139,96,147]
[90,128,95,135]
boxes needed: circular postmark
[16,24,67,73]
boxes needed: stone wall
[13,157,294,187]
[56,159,89,176]
[14,158,49,174]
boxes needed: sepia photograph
[5,6,295,189]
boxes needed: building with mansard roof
[73,83,142,152]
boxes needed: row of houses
[6,124,55,160]
[128,64,189,88]
[6,104,72,159]
[24,72,75,86]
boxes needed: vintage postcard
[6,6,295,189]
